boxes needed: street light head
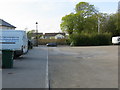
[36,22,38,24]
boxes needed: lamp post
[95,12,100,34]
[98,17,100,34]
[36,22,38,47]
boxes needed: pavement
[1,45,119,88]
[2,47,48,88]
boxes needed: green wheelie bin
[2,50,14,68]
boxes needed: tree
[83,14,98,33]
[60,13,75,35]
[60,2,118,46]
[60,2,98,35]
[27,30,36,39]
[75,2,98,17]
[101,13,120,36]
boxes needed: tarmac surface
[2,47,48,88]
[48,46,118,88]
[1,45,119,88]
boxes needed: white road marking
[45,47,49,88]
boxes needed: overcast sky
[0,0,119,33]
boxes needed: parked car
[112,36,120,45]
[46,43,57,47]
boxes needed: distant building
[0,19,16,30]
[44,33,66,39]
[31,33,44,39]
[29,32,66,40]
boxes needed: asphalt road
[2,47,48,88]
[48,46,118,88]
[2,45,118,88]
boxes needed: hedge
[70,33,112,46]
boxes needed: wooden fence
[38,39,69,45]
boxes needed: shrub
[70,33,112,46]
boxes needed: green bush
[70,33,112,46]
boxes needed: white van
[0,30,28,57]
[112,36,120,45]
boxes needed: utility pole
[36,22,38,47]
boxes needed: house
[0,19,16,30]
[31,33,44,39]
[44,33,66,39]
